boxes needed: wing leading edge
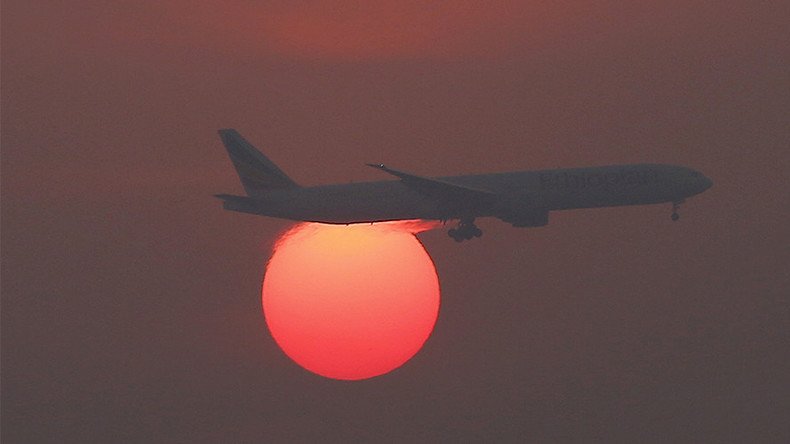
[366,163,497,210]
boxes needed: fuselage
[223,163,713,224]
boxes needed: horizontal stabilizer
[214,194,261,215]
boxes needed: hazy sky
[3,1,789,441]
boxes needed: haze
[3,1,789,441]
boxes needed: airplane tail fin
[218,129,300,197]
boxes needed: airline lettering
[540,169,659,191]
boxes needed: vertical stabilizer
[218,129,299,196]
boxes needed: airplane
[215,129,713,242]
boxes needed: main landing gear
[671,200,684,221]
[448,218,482,242]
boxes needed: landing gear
[448,219,482,242]
[671,201,682,221]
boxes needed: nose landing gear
[671,200,683,221]
[448,219,482,242]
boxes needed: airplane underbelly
[546,185,674,210]
[260,186,443,223]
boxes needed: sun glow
[263,221,441,380]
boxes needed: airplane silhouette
[216,129,712,241]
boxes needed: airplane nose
[702,176,713,191]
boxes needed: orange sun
[262,221,441,380]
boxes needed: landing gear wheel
[671,212,679,222]
[448,218,483,242]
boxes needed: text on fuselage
[540,169,660,191]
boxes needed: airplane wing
[366,164,497,209]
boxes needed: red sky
[3,1,789,441]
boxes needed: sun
[262,222,441,380]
